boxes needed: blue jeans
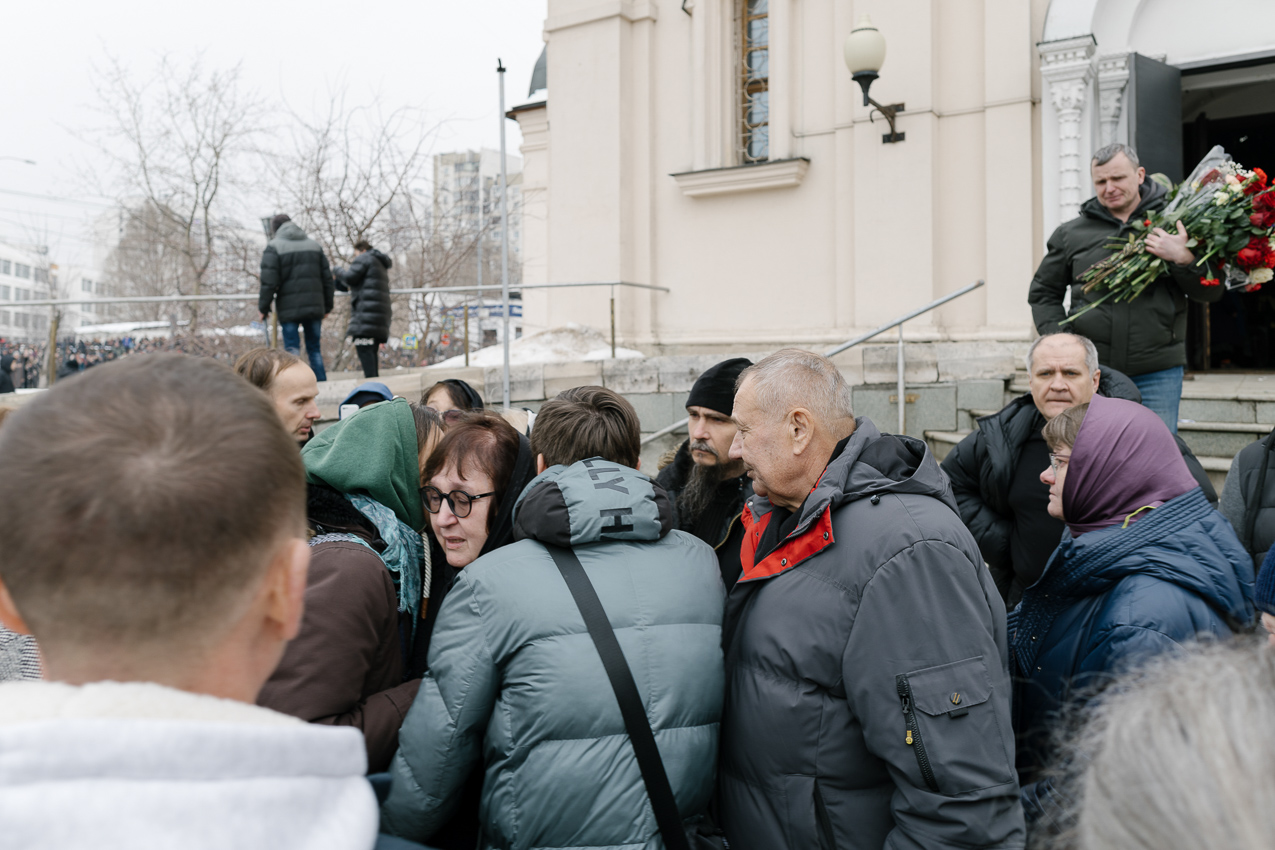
[280,318,326,382]
[1131,365,1183,434]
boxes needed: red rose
[1245,168,1270,195]
[1254,189,1275,212]
[1143,219,1152,227]
[1236,236,1275,272]
[1251,211,1275,228]
[1247,283,1263,293]
[1200,277,1221,287]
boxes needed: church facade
[510,0,1275,372]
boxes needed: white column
[1039,36,1096,223]
[1096,52,1131,148]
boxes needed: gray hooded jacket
[719,418,1024,850]
[381,458,726,850]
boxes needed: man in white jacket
[0,354,384,850]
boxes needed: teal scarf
[347,494,424,629]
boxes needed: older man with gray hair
[943,332,1216,607]
[718,348,1024,850]
[1028,143,1224,433]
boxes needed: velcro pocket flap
[906,656,992,717]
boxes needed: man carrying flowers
[1028,143,1223,434]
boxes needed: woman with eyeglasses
[258,399,444,775]
[413,409,535,850]
[1011,394,1254,833]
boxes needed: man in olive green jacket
[1028,143,1223,433]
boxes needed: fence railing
[640,279,985,445]
[18,280,669,361]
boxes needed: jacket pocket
[896,656,1014,795]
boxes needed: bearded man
[657,357,753,589]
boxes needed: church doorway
[1182,59,1275,370]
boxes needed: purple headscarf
[1061,394,1199,536]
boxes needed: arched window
[739,0,769,163]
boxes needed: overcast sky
[0,0,547,267]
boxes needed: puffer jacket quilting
[337,249,393,341]
[1012,486,1254,783]
[259,222,335,323]
[719,418,1025,850]
[381,459,725,850]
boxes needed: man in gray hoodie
[719,349,1024,850]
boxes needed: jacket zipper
[896,674,939,792]
[813,778,837,850]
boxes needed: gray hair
[1026,333,1099,375]
[1092,143,1139,169]
[1053,639,1275,850]
[736,348,854,426]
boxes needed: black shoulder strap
[545,544,690,850]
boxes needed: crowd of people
[0,330,1270,850]
[1,143,1273,850]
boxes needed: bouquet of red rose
[1067,145,1275,324]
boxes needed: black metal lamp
[844,14,904,143]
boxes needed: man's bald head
[729,349,856,510]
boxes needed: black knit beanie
[686,358,753,417]
[270,214,291,234]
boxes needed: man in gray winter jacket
[720,349,1024,850]
[381,386,724,850]
[259,214,335,382]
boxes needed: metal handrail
[16,280,669,308]
[640,279,985,445]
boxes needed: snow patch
[434,324,644,368]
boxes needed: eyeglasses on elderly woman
[421,485,496,518]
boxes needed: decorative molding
[671,158,810,198]
[1039,35,1096,223]
[545,1,658,34]
[1096,52,1131,147]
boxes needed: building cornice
[671,158,810,198]
[545,1,658,35]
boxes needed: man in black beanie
[656,357,752,588]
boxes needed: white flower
[1269,237,1275,250]
[1215,191,1230,205]
[1230,183,1245,194]
[1250,267,1274,284]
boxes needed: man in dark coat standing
[334,240,393,379]
[719,349,1023,850]
[1028,143,1224,433]
[259,214,335,382]
[656,357,752,589]
[942,332,1217,608]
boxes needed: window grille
[739,0,770,163]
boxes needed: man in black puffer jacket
[335,240,393,379]
[259,214,335,382]
[942,332,1216,608]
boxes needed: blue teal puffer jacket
[380,458,726,850]
[1012,486,1254,781]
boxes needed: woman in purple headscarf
[1011,395,1254,828]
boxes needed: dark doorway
[1182,66,1275,370]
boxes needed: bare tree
[86,53,266,332]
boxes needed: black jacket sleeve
[941,433,1014,597]
[321,253,336,314]
[259,245,281,316]
[1167,258,1225,304]
[1028,225,1072,335]
[1176,436,1219,506]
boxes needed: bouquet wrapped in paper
[1068,145,1274,324]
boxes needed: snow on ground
[434,323,644,368]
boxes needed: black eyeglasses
[422,485,495,518]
